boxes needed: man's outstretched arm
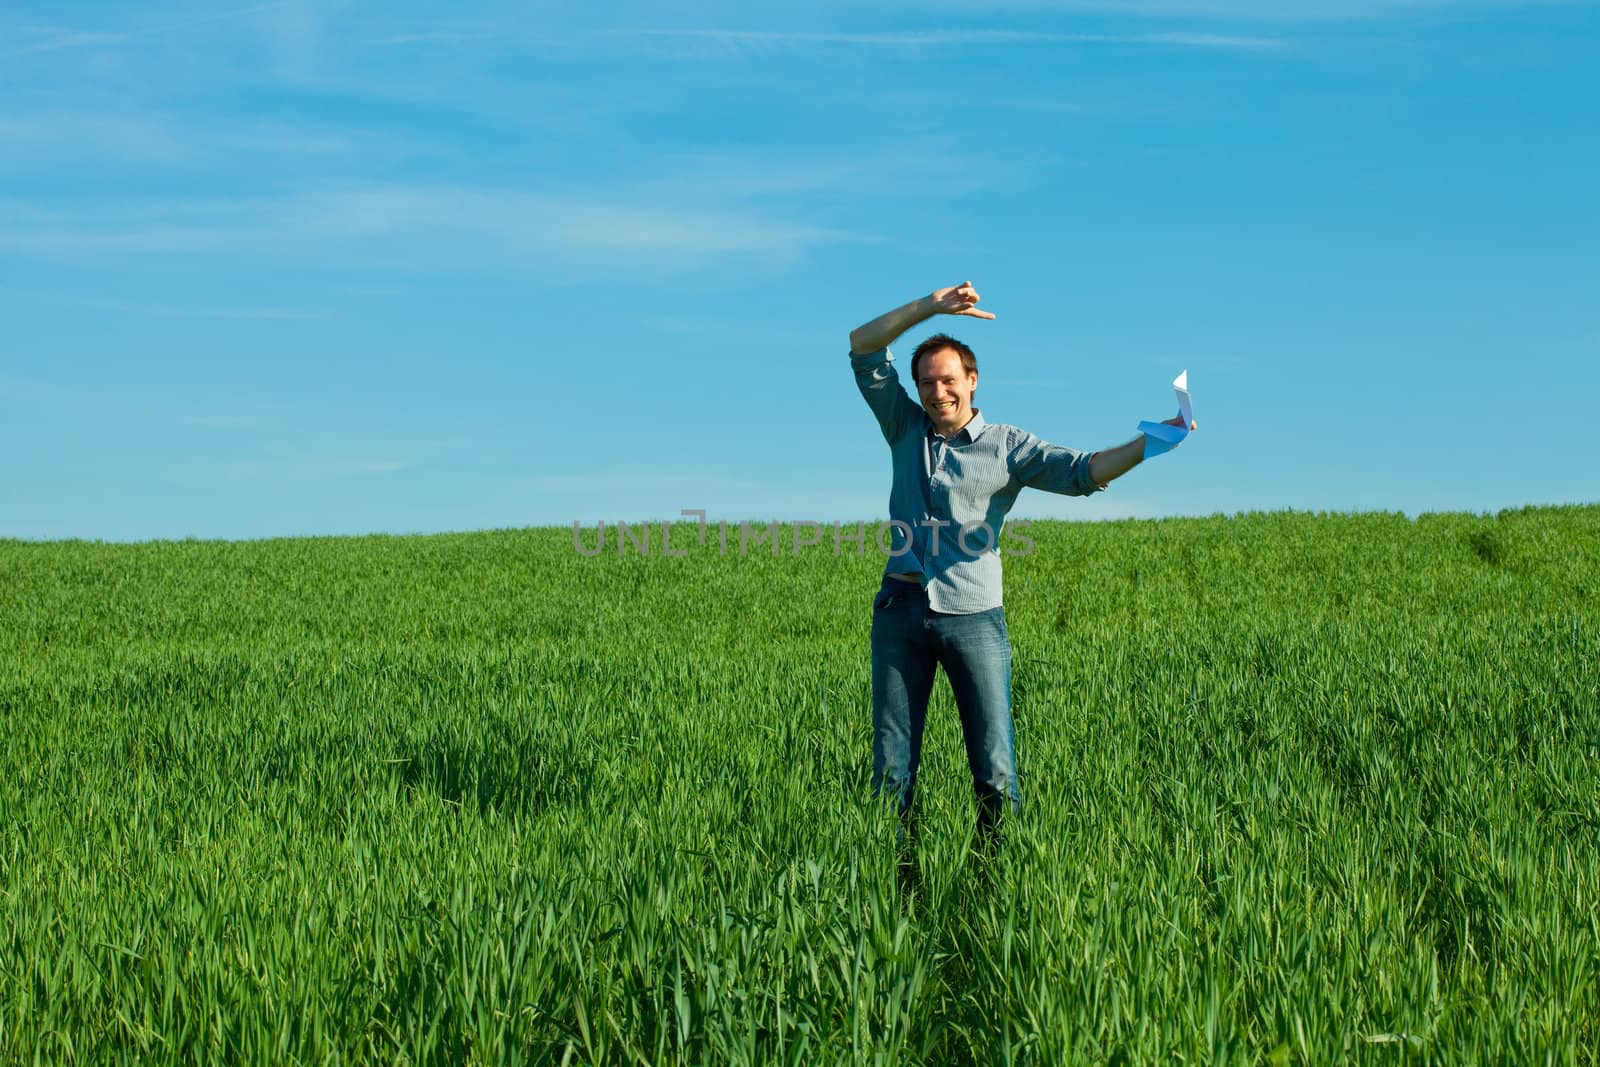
[1088,416,1198,485]
[849,281,995,354]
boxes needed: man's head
[912,333,979,437]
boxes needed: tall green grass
[1,506,1596,1063]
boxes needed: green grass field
[2,506,1597,1064]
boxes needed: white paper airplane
[1136,370,1195,459]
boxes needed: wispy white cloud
[635,27,1284,50]
[180,413,287,431]
[30,295,330,321]
[6,25,130,57]
[0,113,188,166]
[4,5,298,61]
[0,109,421,171]
[818,0,1586,19]
[0,184,863,270]
[222,458,407,483]
[245,0,336,80]
[627,142,1022,203]
[291,187,851,254]
[365,30,489,47]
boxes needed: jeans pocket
[988,606,1009,639]
[873,588,899,612]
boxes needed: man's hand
[849,280,995,354]
[1162,415,1198,431]
[930,280,996,320]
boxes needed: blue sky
[4,0,1597,541]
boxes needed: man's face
[917,347,978,436]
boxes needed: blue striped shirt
[851,346,1103,613]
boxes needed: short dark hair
[911,333,978,384]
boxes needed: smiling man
[848,281,1192,850]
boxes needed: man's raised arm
[849,281,996,354]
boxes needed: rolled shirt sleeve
[1006,426,1103,496]
[850,347,924,446]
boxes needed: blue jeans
[870,576,1020,837]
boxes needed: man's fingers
[934,280,988,317]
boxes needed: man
[849,280,1193,846]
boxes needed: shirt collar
[929,408,987,444]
